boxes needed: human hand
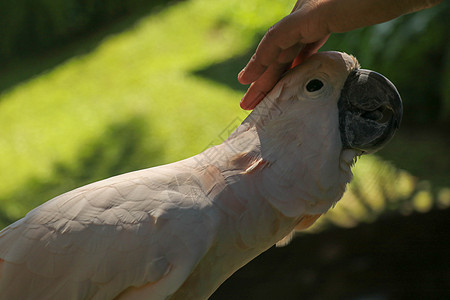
[238,0,330,110]
[238,0,443,110]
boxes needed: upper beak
[338,69,403,154]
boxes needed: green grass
[0,0,448,228]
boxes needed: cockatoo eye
[306,79,324,92]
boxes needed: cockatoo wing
[0,164,216,299]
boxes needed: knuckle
[264,24,278,40]
[250,52,269,69]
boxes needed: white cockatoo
[0,51,402,299]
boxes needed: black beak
[338,69,403,154]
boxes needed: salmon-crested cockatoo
[0,51,402,299]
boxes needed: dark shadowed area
[212,209,450,299]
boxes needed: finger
[240,58,293,110]
[291,34,330,68]
[240,43,303,110]
[238,14,304,85]
[240,34,329,110]
[238,30,283,85]
[240,83,266,110]
[291,0,302,12]
[278,42,303,64]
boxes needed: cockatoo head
[232,51,402,217]
[246,51,402,156]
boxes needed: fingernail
[238,68,245,80]
[240,96,247,109]
[251,92,266,109]
[240,92,265,110]
[240,96,250,110]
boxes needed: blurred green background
[0,0,449,298]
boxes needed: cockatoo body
[0,51,402,299]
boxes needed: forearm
[322,0,443,33]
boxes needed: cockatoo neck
[195,91,358,218]
[229,96,357,217]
